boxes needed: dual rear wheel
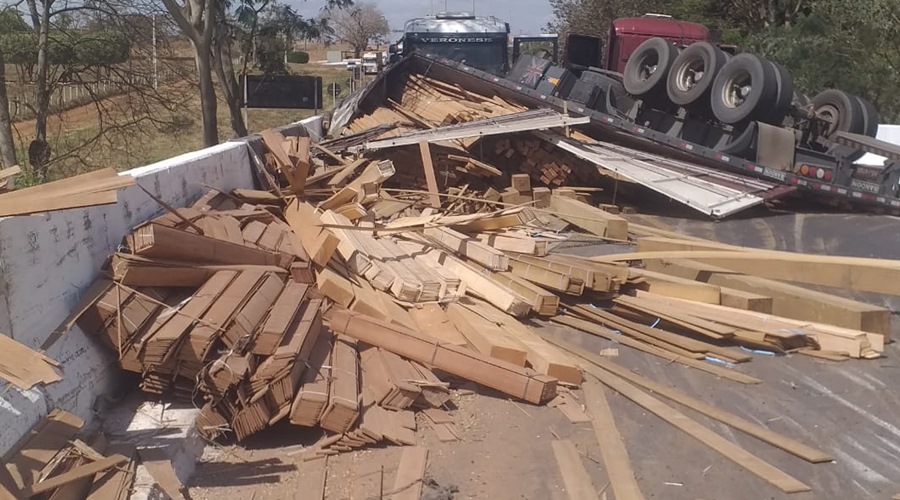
[623,37,878,140]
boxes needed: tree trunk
[195,38,219,147]
[30,0,53,178]
[212,44,248,138]
[0,50,18,169]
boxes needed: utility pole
[151,15,158,89]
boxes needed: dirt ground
[186,213,900,500]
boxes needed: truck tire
[855,95,879,138]
[763,61,794,125]
[666,42,727,111]
[623,38,679,100]
[710,53,778,124]
[812,89,864,138]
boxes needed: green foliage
[74,31,130,66]
[255,26,289,75]
[0,9,29,33]
[286,50,309,63]
[0,33,38,65]
[0,30,129,67]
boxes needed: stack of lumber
[74,183,574,447]
[0,167,135,217]
[0,409,140,500]
[495,137,577,186]
[384,73,527,128]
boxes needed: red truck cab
[606,16,710,72]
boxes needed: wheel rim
[635,52,660,82]
[815,103,841,136]
[675,56,705,92]
[720,70,752,109]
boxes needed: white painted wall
[0,116,323,455]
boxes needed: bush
[286,51,309,64]
[75,32,130,66]
[0,33,37,65]
[0,31,129,66]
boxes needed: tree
[547,0,666,38]
[326,2,388,58]
[163,0,350,147]
[0,9,27,168]
[161,0,221,146]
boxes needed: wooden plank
[20,455,128,497]
[316,267,355,308]
[447,154,502,176]
[408,304,468,346]
[260,129,294,171]
[614,295,735,340]
[613,238,900,298]
[292,135,311,194]
[0,333,61,390]
[130,223,282,267]
[424,226,508,271]
[313,143,349,165]
[419,249,530,316]
[628,268,720,304]
[446,303,528,366]
[644,258,889,339]
[0,168,118,200]
[554,338,832,463]
[328,310,557,404]
[586,368,811,493]
[571,304,750,363]
[463,300,582,385]
[139,449,187,500]
[0,190,119,217]
[549,195,628,240]
[719,286,773,313]
[551,315,761,384]
[328,158,370,187]
[550,440,600,500]
[4,410,84,491]
[320,336,360,433]
[582,382,644,500]
[284,200,340,267]
[632,291,879,358]
[390,446,428,500]
[473,232,542,255]
[85,444,135,500]
[418,141,441,208]
[295,456,327,500]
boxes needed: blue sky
[285,0,555,37]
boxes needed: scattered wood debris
[0,333,61,390]
[36,79,897,499]
[0,409,140,500]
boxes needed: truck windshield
[405,35,508,75]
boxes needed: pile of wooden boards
[71,172,565,448]
[494,136,579,186]
[0,409,140,500]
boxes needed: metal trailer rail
[353,53,900,213]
